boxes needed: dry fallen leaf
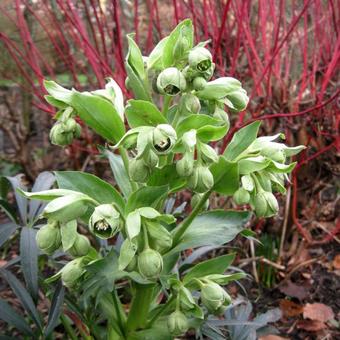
[279,299,303,317]
[259,335,289,340]
[296,319,326,332]
[279,280,308,300]
[303,303,334,323]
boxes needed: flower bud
[36,222,61,255]
[156,67,187,96]
[61,258,85,288]
[189,47,213,72]
[176,153,194,177]
[137,248,163,280]
[199,143,218,164]
[167,310,189,336]
[50,123,73,146]
[143,149,159,168]
[192,76,207,91]
[129,158,150,183]
[233,188,250,205]
[69,234,91,257]
[89,204,121,239]
[43,194,90,223]
[188,165,214,193]
[178,94,201,115]
[64,118,77,132]
[254,191,279,217]
[152,124,177,154]
[201,282,231,314]
[260,143,286,163]
[213,107,230,130]
[191,193,209,210]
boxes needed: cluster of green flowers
[232,134,305,217]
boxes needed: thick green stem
[126,284,156,331]
[119,146,138,191]
[172,191,211,245]
[60,315,78,340]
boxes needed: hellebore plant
[20,19,304,339]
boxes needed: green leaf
[18,188,81,201]
[147,165,186,193]
[126,34,145,80]
[183,254,235,284]
[126,210,141,239]
[44,80,125,143]
[239,156,271,175]
[44,282,65,336]
[20,228,39,301]
[0,299,33,335]
[203,272,246,285]
[163,19,193,67]
[0,199,18,224]
[210,157,239,195]
[60,220,78,251]
[125,185,168,215]
[0,223,17,248]
[125,62,152,101]
[118,239,137,271]
[223,121,261,161]
[147,37,169,70]
[103,149,132,199]
[177,114,227,142]
[0,269,42,330]
[55,171,125,213]
[267,161,297,173]
[125,100,167,128]
[168,210,251,255]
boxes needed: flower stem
[172,190,211,245]
[162,96,172,116]
[60,315,78,340]
[119,146,138,191]
[147,295,176,328]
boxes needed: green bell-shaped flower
[49,123,73,146]
[176,152,194,177]
[36,221,61,255]
[167,310,189,336]
[89,204,121,239]
[201,282,231,314]
[254,191,279,217]
[69,234,91,257]
[129,158,150,183]
[233,188,251,205]
[152,124,177,154]
[188,47,213,72]
[137,248,163,280]
[188,165,214,193]
[178,94,201,115]
[61,258,85,288]
[156,67,187,96]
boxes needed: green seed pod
[167,310,189,336]
[178,93,201,115]
[176,153,194,177]
[43,194,89,223]
[188,47,213,72]
[61,258,85,288]
[191,193,209,210]
[129,158,150,183]
[192,76,207,91]
[89,204,121,239]
[36,222,61,255]
[156,67,187,96]
[69,234,91,257]
[152,124,177,154]
[233,188,251,205]
[137,248,163,280]
[201,282,231,314]
[188,165,214,193]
